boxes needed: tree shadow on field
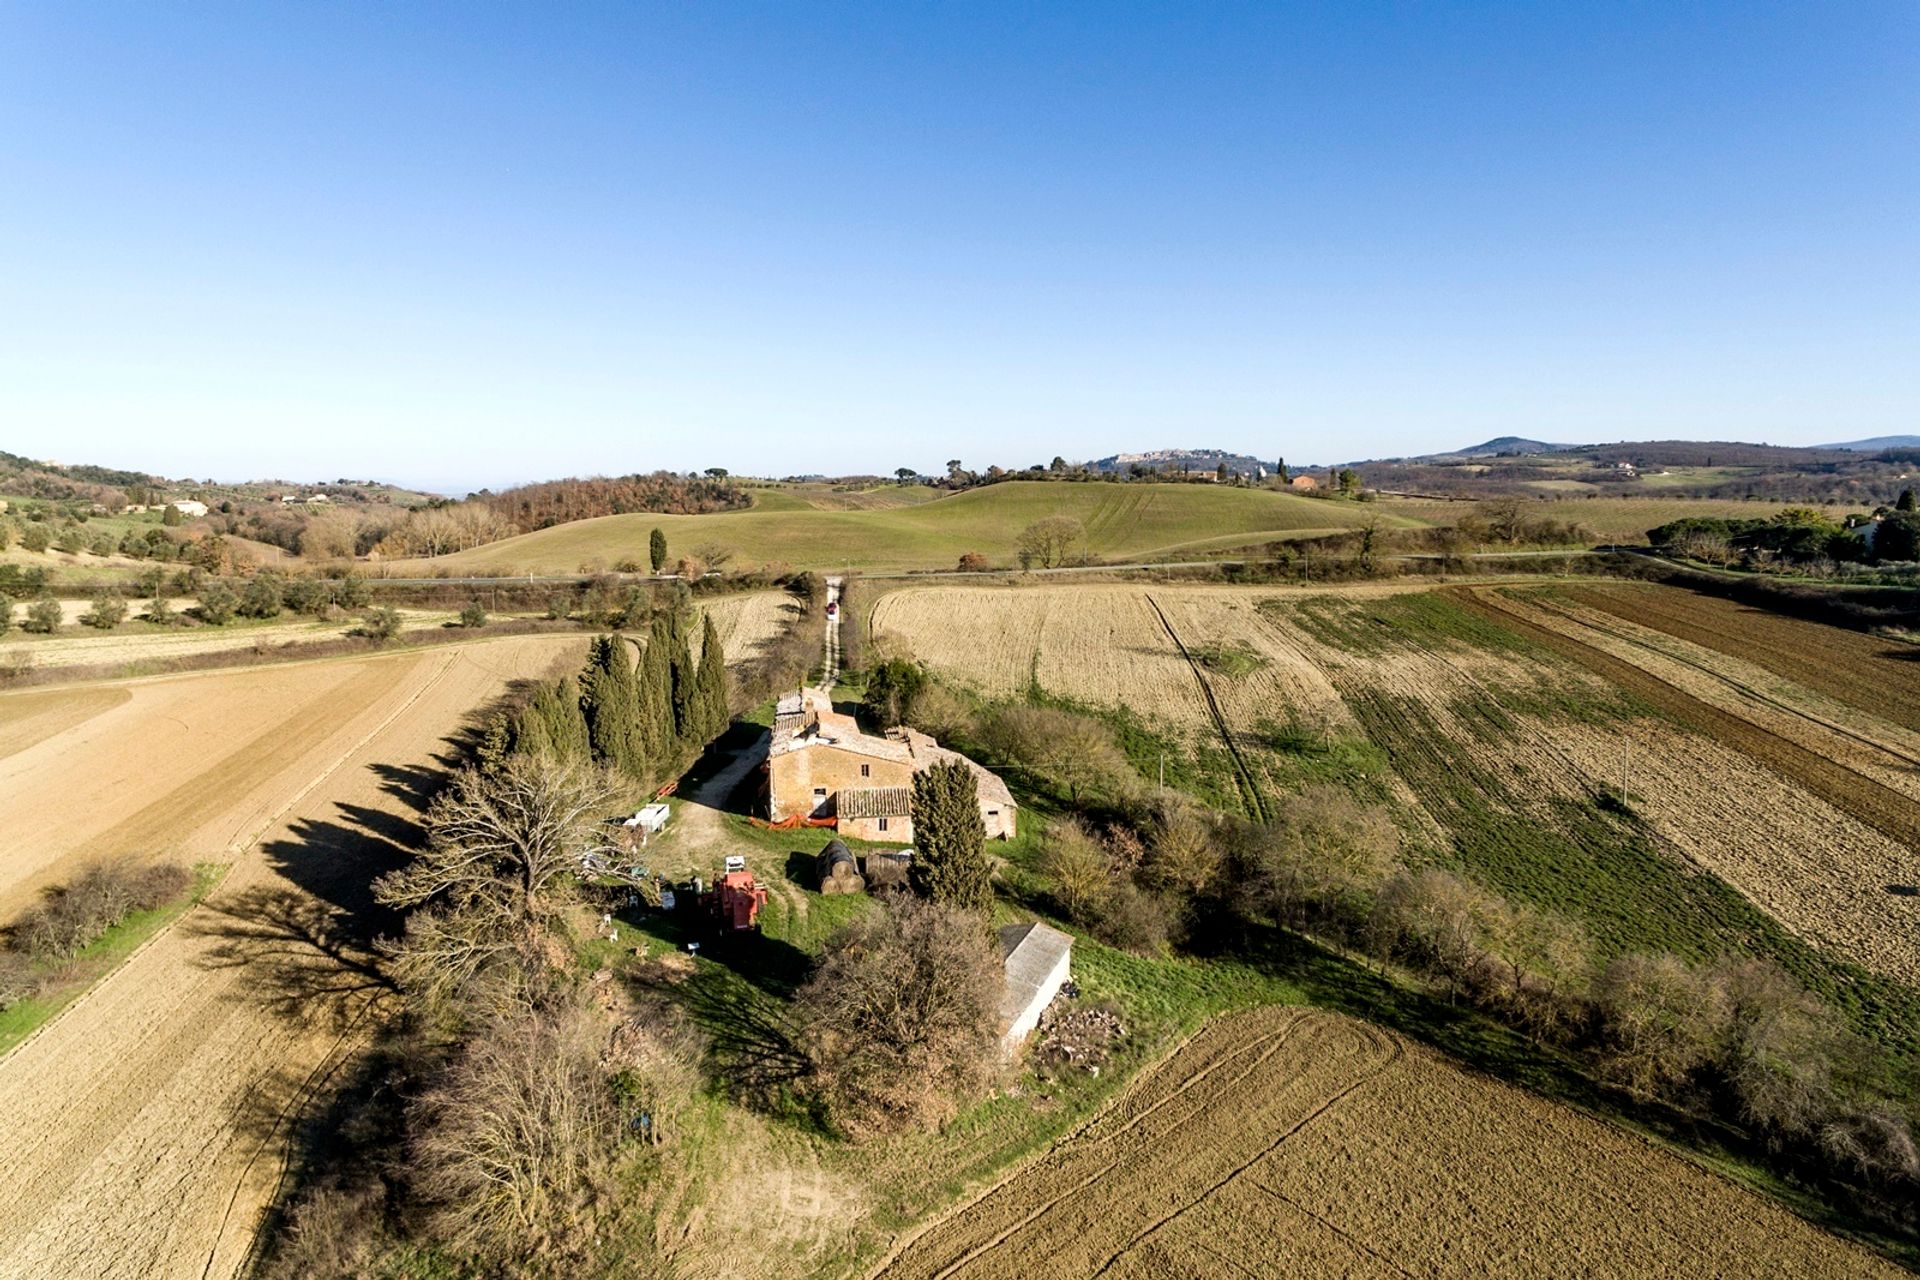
[660,962,812,1107]
[369,761,449,815]
[188,884,396,1034]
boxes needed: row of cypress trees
[484,608,729,788]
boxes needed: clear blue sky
[3,3,1915,492]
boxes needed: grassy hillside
[408,481,1417,574]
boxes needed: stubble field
[873,1007,1897,1280]
[0,634,587,1280]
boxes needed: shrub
[238,574,284,619]
[0,951,38,1012]
[198,581,238,625]
[12,862,192,959]
[355,606,403,643]
[796,897,1000,1138]
[864,656,927,727]
[1228,786,1400,931]
[408,999,625,1267]
[459,599,488,629]
[957,551,990,572]
[1039,819,1112,924]
[977,704,1136,805]
[264,1182,391,1280]
[1142,799,1223,898]
[0,592,11,637]
[22,597,62,634]
[81,589,127,629]
[1091,879,1173,954]
[19,524,51,553]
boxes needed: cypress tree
[649,526,668,573]
[696,612,729,742]
[668,610,698,748]
[511,700,554,760]
[580,635,646,778]
[637,618,675,765]
[909,761,991,911]
[536,676,591,760]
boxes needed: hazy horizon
[4,4,1915,490]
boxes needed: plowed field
[0,635,585,1280]
[1567,582,1920,733]
[872,1008,1898,1280]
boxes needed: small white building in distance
[997,921,1073,1057]
[168,499,209,519]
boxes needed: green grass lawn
[415,481,1425,576]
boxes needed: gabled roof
[837,786,911,818]
[895,728,1017,808]
[997,921,1073,1026]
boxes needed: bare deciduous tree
[1592,952,1732,1100]
[1015,516,1084,569]
[375,756,620,1011]
[796,897,1000,1138]
[408,999,623,1269]
[1039,818,1113,923]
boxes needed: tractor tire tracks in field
[1144,594,1268,822]
[870,1006,1895,1280]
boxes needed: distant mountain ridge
[1820,435,1920,452]
[1438,436,1584,458]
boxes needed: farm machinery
[700,855,769,933]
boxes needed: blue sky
[2,3,1915,492]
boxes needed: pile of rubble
[1031,993,1124,1078]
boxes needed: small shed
[996,921,1074,1057]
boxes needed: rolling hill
[405,481,1418,575]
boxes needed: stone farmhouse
[766,687,1016,843]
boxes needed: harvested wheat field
[870,584,1348,731]
[697,590,799,664]
[0,634,586,1280]
[873,1007,1896,1280]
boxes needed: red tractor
[703,855,769,933]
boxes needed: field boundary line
[1143,594,1268,822]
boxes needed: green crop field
[409,481,1421,575]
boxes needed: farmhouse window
[878,817,889,832]
[861,764,870,777]
[813,787,827,799]
[987,809,999,817]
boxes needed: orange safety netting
[749,815,838,831]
